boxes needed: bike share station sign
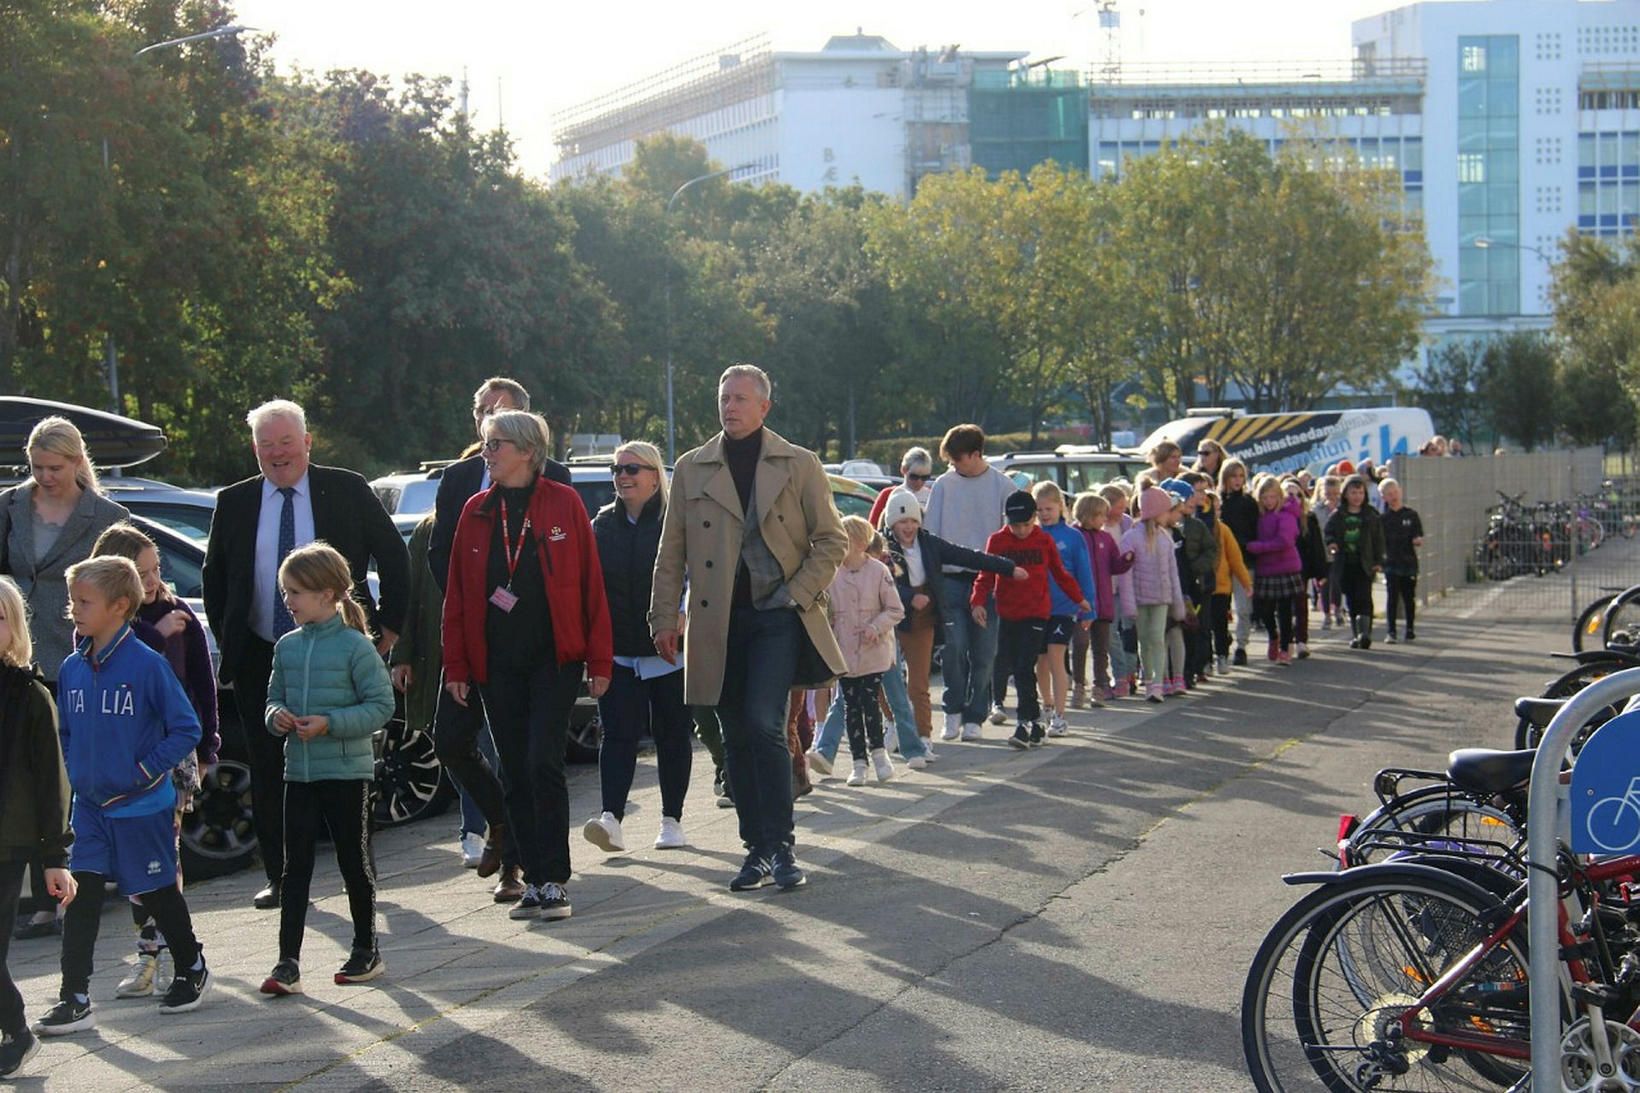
[1571,708,1640,854]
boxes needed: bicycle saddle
[1447,748,1537,795]
[1513,696,1568,729]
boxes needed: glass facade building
[1456,35,1520,316]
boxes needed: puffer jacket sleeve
[325,634,396,740]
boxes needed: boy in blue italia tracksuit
[35,557,208,1037]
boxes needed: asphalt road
[7,569,1588,1091]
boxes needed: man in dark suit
[203,399,410,909]
[423,378,570,896]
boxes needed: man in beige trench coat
[650,364,847,892]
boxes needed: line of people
[0,374,1430,1078]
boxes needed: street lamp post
[101,24,255,415]
[663,163,752,462]
[1473,235,1552,263]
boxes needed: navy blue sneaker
[729,851,773,892]
[771,847,806,891]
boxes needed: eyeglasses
[481,438,514,453]
[611,463,654,477]
[905,473,931,483]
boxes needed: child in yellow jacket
[1204,491,1251,675]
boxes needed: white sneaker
[871,747,896,783]
[961,722,982,741]
[654,816,688,850]
[921,741,937,761]
[988,703,1008,725]
[1215,655,1229,674]
[116,951,160,998]
[804,748,834,777]
[581,811,626,853]
[1047,716,1069,738]
[846,761,868,787]
[459,831,486,868]
[941,712,962,741]
[907,754,929,770]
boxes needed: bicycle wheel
[1605,588,1640,649]
[1243,869,1530,1092]
[1514,658,1629,752]
[1574,593,1615,653]
[1343,785,1518,869]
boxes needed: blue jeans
[814,645,927,761]
[716,606,802,854]
[1110,617,1136,684]
[940,574,999,724]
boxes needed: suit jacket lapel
[308,466,334,539]
[7,488,35,574]
[38,489,95,571]
[753,448,792,530]
[694,436,744,524]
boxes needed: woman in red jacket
[443,411,612,923]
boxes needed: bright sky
[233,0,1398,177]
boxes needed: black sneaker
[508,884,543,920]
[335,949,384,985]
[0,1028,39,1076]
[729,851,773,891]
[1232,647,1248,667]
[260,959,303,996]
[158,959,211,1014]
[1028,722,1045,748]
[1404,630,1417,642]
[1007,724,1030,750]
[538,883,572,921]
[771,847,806,890]
[32,997,93,1036]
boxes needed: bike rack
[1529,667,1640,1091]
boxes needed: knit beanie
[1160,478,1193,506]
[881,488,922,528]
[1138,487,1173,522]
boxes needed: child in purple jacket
[1244,474,1304,665]
[1073,492,1133,706]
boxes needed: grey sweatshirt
[924,466,1015,574]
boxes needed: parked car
[829,474,879,519]
[105,477,219,542]
[988,446,1148,494]
[370,469,445,516]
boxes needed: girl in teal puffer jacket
[260,543,395,998]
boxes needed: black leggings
[0,859,24,1034]
[1210,594,1232,657]
[61,872,200,999]
[597,665,693,821]
[280,779,376,962]
[1000,619,1046,723]
[1340,568,1375,624]
[840,674,886,760]
[1386,573,1417,634]
[1256,595,1296,652]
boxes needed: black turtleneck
[723,427,764,608]
[723,427,763,515]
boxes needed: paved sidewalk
[5,558,1606,1090]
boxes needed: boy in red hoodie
[972,491,1089,749]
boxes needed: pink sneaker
[1103,686,1119,702]
[1170,675,1188,695]
[1276,650,1294,666]
[1146,684,1164,703]
[1160,678,1175,697]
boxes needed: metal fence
[1389,447,1622,620]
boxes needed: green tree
[1481,332,1559,452]
[1406,340,1487,451]
[1558,353,1638,449]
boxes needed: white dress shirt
[252,473,316,642]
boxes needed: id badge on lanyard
[490,497,530,614]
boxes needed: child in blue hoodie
[35,557,207,1038]
[1031,482,1096,737]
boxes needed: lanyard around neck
[498,497,532,587]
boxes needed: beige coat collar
[693,428,798,527]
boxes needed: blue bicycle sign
[1570,710,1640,854]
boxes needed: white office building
[549,34,1027,200]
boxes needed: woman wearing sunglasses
[866,447,936,528]
[582,443,694,855]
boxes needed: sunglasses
[611,463,654,477]
[481,438,514,453]
[905,473,931,483]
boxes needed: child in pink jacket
[1073,492,1133,706]
[828,516,906,785]
[1118,487,1187,703]
[1244,474,1304,664]
[1100,482,1139,696]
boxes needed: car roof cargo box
[0,397,167,470]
